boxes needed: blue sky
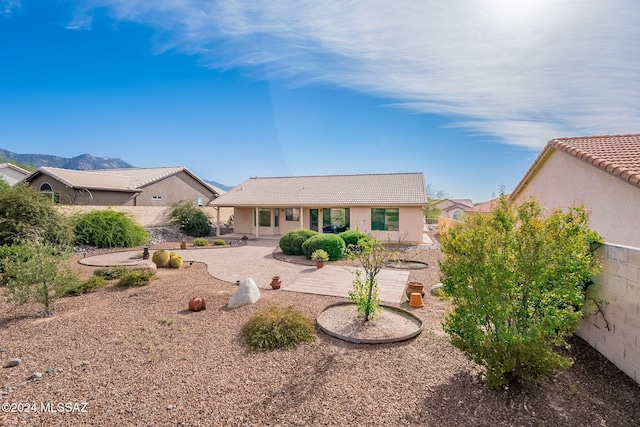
[1,1,639,201]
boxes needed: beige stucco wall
[230,206,424,243]
[134,172,217,206]
[577,243,640,384]
[513,150,640,247]
[0,167,28,185]
[28,175,136,205]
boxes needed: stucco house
[510,134,640,247]
[434,198,474,220]
[0,163,30,186]
[210,172,428,244]
[21,166,219,207]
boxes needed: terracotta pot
[409,292,424,308]
[188,297,206,312]
[405,281,425,300]
[180,242,187,250]
[316,261,324,268]
[270,276,282,289]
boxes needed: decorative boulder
[228,278,261,308]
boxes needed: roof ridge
[248,172,424,180]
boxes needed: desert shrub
[301,234,346,260]
[152,250,171,268]
[94,267,128,280]
[0,184,74,247]
[192,238,209,246]
[117,269,157,287]
[279,229,318,255]
[73,209,149,249]
[64,276,108,296]
[3,242,78,316]
[440,195,603,387]
[242,306,316,351]
[213,239,226,246]
[339,230,370,248]
[167,200,211,237]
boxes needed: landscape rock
[4,358,21,368]
[29,372,42,380]
[430,282,445,296]
[228,278,261,308]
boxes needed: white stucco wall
[513,150,640,248]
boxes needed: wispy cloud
[68,0,640,149]
[1,0,21,17]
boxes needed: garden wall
[437,216,463,234]
[577,243,640,384]
[55,206,234,228]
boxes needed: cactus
[169,254,183,269]
[151,250,171,268]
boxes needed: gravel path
[1,242,639,426]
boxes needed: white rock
[227,278,261,308]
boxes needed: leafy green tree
[0,184,73,247]
[347,237,396,321]
[167,200,211,237]
[424,183,449,219]
[3,242,78,317]
[439,195,602,387]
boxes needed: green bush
[339,230,370,248]
[213,239,226,246]
[0,184,74,247]
[117,269,157,287]
[3,242,78,316]
[192,238,209,246]
[64,276,108,296]
[301,234,346,260]
[440,195,603,387]
[73,209,149,249]
[279,229,318,255]
[167,201,211,237]
[242,306,316,351]
[94,267,128,280]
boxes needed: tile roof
[211,173,427,207]
[23,166,217,194]
[511,134,640,199]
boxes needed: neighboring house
[434,198,474,220]
[464,196,504,216]
[210,173,428,244]
[0,163,30,186]
[21,166,219,207]
[510,134,640,248]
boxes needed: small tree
[3,241,78,317]
[167,200,211,237]
[423,183,449,219]
[439,195,602,387]
[347,237,396,321]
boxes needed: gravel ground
[1,240,639,426]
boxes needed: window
[286,208,300,221]
[152,195,163,200]
[40,183,52,192]
[39,183,59,203]
[322,208,350,233]
[371,208,399,231]
[254,208,271,227]
[197,197,203,207]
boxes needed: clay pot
[270,276,282,289]
[316,261,324,268]
[409,293,424,308]
[188,297,206,312]
[405,281,425,300]
[180,241,187,250]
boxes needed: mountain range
[0,148,232,191]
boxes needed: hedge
[301,234,346,261]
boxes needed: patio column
[300,206,304,229]
[216,207,220,238]
[255,207,259,238]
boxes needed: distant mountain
[204,180,233,192]
[0,148,233,190]
[0,149,133,170]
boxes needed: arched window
[40,183,52,192]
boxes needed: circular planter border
[316,302,423,344]
[385,260,429,270]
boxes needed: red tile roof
[549,134,640,186]
[511,134,640,200]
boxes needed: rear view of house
[211,172,428,244]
